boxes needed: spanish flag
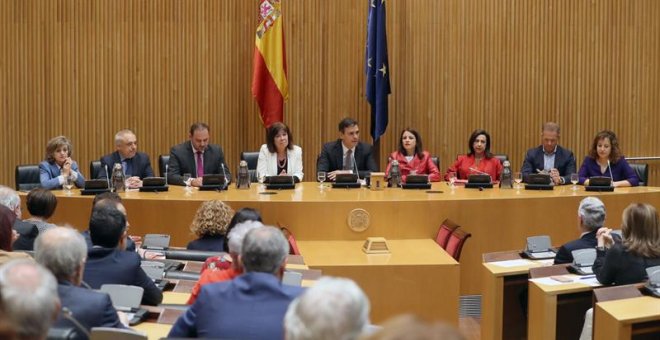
[252,0,288,128]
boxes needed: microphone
[221,163,228,189]
[104,164,110,188]
[469,167,492,182]
[351,150,360,181]
[607,160,614,186]
[61,306,91,338]
[164,164,169,186]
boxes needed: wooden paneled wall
[2,0,659,188]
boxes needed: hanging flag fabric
[252,0,288,128]
[365,0,391,141]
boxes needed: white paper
[529,277,571,286]
[490,259,533,268]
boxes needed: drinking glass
[183,173,191,190]
[317,171,327,188]
[513,172,523,189]
[63,175,74,195]
[570,173,579,191]
[448,172,457,188]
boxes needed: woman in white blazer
[256,122,304,181]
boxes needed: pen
[579,275,596,280]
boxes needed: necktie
[124,159,133,177]
[343,149,354,171]
[196,152,204,177]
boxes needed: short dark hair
[266,122,294,153]
[397,128,424,159]
[589,130,622,163]
[467,129,493,158]
[223,208,263,251]
[189,122,210,135]
[92,192,122,207]
[26,188,57,219]
[338,118,358,133]
[89,205,127,248]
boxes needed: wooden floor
[459,317,481,340]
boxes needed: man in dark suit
[82,205,163,306]
[554,197,606,264]
[521,122,576,185]
[169,226,304,339]
[317,118,379,180]
[167,122,232,186]
[0,185,39,250]
[36,227,127,338]
[98,129,154,188]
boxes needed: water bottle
[236,160,250,189]
[111,163,126,192]
[390,160,401,188]
[500,160,513,189]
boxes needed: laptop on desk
[585,176,614,192]
[265,175,296,190]
[140,261,171,291]
[524,174,554,190]
[465,174,493,189]
[199,174,227,191]
[644,266,660,297]
[332,173,361,188]
[402,175,431,189]
[568,248,597,275]
[522,235,557,260]
[100,284,148,326]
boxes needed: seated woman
[444,129,503,182]
[39,136,86,190]
[25,188,58,234]
[578,130,638,187]
[256,122,303,182]
[385,128,441,182]
[186,200,234,252]
[0,205,32,265]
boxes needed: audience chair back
[630,163,649,186]
[90,160,102,179]
[15,164,41,191]
[240,151,260,183]
[435,218,461,249]
[90,327,147,340]
[445,228,471,261]
[279,224,301,255]
[47,327,79,340]
[158,155,170,177]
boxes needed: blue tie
[124,159,133,177]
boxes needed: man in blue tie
[98,129,154,188]
[521,122,576,185]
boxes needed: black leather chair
[240,151,260,182]
[159,154,170,177]
[431,156,440,170]
[630,163,648,186]
[90,160,102,179]
[15,164,41,191]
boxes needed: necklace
[278,157,287,167]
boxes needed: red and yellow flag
[252,0,288,128]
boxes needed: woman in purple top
[578,130,638,187]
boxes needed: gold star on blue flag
[365,0,391,141]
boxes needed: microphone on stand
[61,306,90,338]
[351,150,360,181]
[221,163,228,189]
[164,164,169,186]
[607,160,614,186]
[104,164,110,188]
[469,167,493,182]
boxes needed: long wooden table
[21,183,660,294]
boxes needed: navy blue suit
[169,272,304,339]
[554,230,598,264]
[12,219,38,251]
[167,142,232,186]
[98,151,154,179]
[186,235,226,252]
[521,145,576,184]
[83,247,163,306]
[39,160,86,189]
[317,140,379,179]
[53,280,124,339]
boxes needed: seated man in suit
[167,122,232,186]
[98,129,154,189]
[35,227,127,337]
[169,226,304,339]
[82,205,163,306]
[554,196,606,264]
[521,122,576,185]
[317,117,379,181]
[0,185,39,251]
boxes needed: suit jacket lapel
[334,141,343,169]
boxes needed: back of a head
[227,220,265,255]
[578,197,606,231]
[89,205,127,248]
[189,200,234,238]
[0,185,20,213]
[0,205,16,251]
[241,226,289,274]
[365,314,465,340]
[0,260,59,340]
[622,203,660,258]
[285,277,370,340]
[35,227,87,282]
[26,188,58,219]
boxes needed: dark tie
[124,159,133,177]
[196,152,204,177]
[343,149,354,171]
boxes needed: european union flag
[366,0,391,141]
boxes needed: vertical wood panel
[1,0,659,188]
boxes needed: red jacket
[385,151,441,182]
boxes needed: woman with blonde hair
[186,200,235,252]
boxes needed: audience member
[81,192,137,252]
[167,122,232,186]
[578,130,639,187]
[445,129,503,182]
[284,277,370,340]
[25,188,58,233]
[257,122,304,181]
[170,226,303,339]
[82,205,163,306]
[317,117,378,181]
[0,186,38,251]
[521,122,576,185]
[222,207,263,252]
[385,128,441,183]
[365,314,465,340]
[39,136,86,189]
[35,227,127,338]
[98,129,155,188]
[554,197,606,264]
[0,206,32,266]
[186,200,235,251]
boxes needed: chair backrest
[630,163,648,186]
[529,264,570,278]
[494,154,508,165]
[279,225,301,255]
[445,228,471,261]
[90,327,147,340]
[593,284,642,303]
[90,160,102,179]
[15,164,41,191]
[47,327,80,340]
[100,284,144,309]
[435,218,460,249]
[158,154,170,177]
[240,151,260,183]
[431,156,440,169]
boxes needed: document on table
[489,259,534,268]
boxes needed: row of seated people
[33,120,642,191]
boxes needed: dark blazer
[12,219,39,251]
[39,160,86,189]
[53,280,124,339]
[521,145,576,184]
[186,235,226,252]
[593,244,660,285]
[317,140,379,179]
[83,247,163,306]
[98,151,154,179]
[167,142,232,185]
[169,272,304,339]
[554,230,597,264]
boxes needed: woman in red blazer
[445,129,503,182]
[385,129,441,182]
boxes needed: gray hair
[542,122,560,135]
[0,185,20,212]
[241,226,289,274]
[227,220,264,254]
[285,277,370,340]
[0,260,60,339]
[114,129,135,145]
[578,197,606,231]
[35,226,87,282]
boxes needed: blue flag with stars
[366,0,391,141]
